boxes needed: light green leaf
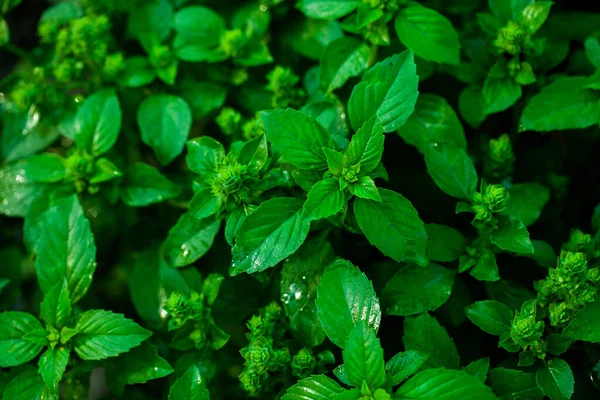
[315,259,381,349]
[75,90,122,156]
[168,365,210,400]
[535,359,574,400]
[483,61,522,115]
[163,213,221,267]
[40,280,72,329]
[466,300,513,336]
[425,224,466,262]
[35,195,96,303]
[38,347,70,392]
[186,136,226,177]
[386,350,429,386]
[238,135,269,175]
[0,312,45,367]
[395,368,499,399]
[282,375,344,400]
[395,6,461,65]
[403,313,460,370]
[349,176,381,201]
[397,94,466,153]
[345,116,385,174]
[520,1,552,34]
[488,367,543,400]
[73,310,152,360]
[231,197,310,275]
[121,163,180,207]
[563,301,600,342]
[355,188,428,266]
[343,322,386,390]
[520,77,600,132]
[119,57,156,88]
[88,158,122,184]
[348,51,419,132]
[9,154,67,183]
[383,263,455,316]
[320,37,371,92]
[490,220,534,254]
[424,143,477,201]
[137,94,192,166]
[299,0,360,20]
[303,178,347,221]
[261,108,335,170]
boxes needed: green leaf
[173,6,226,62]
[348,51,419,132]
[397,94,467,154]
[563,301,600,342]
[483,61,522,115]
[386,350,429,386]
[507,183,550,226]
[9,154,67,183]
[466,300,513,336]
[458,86,486,129]
[261,108,335,170]
[324,148,346,176]
[354,188,428,266]
[179,81,228,119]
[73,310,152,360]
[282,375,343,400]
[490,220,534,254]
[119,57,156,88]
[425,224,466,262]
[383,263,455,316]
[395,6,461,65]
[168,365,210,400]
[349,176,381,201]
[238,135,269,175]
[345,116,385,174]
[488,368,543,400]
[0,312,45,367]
[231,197,311,275]
[303,178,347,221]
[121,163,180,207]
[163,213,221,267]
[585,37,600,68]
[403,313,460,370]
[395,368,499,399]
[520,1,552,34]
[186,136,226,177]
[127,0,173,50]
[107,343,173,395]
[89,158,122,184]
[38,347,70,393]
[520,77,600,132]
[343,322,386,390]
[40,280,72,329]
[1,367,53,400]
[535,359,574,400]
[320,37,371,92]
[299,0,360,20]
[0,163,50,217]
[35,195,96,303]
[315,259,381,349]
[424,143,477,201]
[463,358,490,383]
[137,94,192,166]
[75,90,122,156]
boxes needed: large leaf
[520,77,600,132]
[403,313,460,370]
[348,51,419,132]
[383,263,455,316]
[168,365,210,400]
[354,188,428,266]
[231,197,310,275]
[73,310,152,360]
[35,195,96,303]
[387,350,430,386]
[121,163,180,207]
[563,301,600,342]
[0,312,45,367]
[466,300,513,336]
[261,108,335,170]
[163,213,221,268]
[74,90,122,155]
[172,6,225,62]
[315,259,381,348]
[395,6,461,65]
[425,224,466,262]
[1,367,52,400]
[397,94,466,153]
[299,0,360,20]
[488,368,543,400]
[281,375,344,400]
[137,94,192,166]
[320,37,371,92]
[343,322,386,390]
[395,368,499,399]
[535,359,574,400]
[424,143,477,201]
[303,178,347,221]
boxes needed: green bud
[515,61,536,85]
[291,348,316,378]
[342,163,361,184]
[564,229,592,253]
[485,134,515,180]
[216,107,243,135]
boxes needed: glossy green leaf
[281,375,344,400]
[466,300,513,335]
[535,359,574,400]
[563,301,600,342]
[488,368,543,400]
[121,163,181,207]
[345,116,385,174]
[303,178,347,221]
[75,90,122,156]
[163,213,221,268]
[425,224,466,262]
[0,312,45,367]
[395,368,499,399]
[299,0,360,20]
[108,343,173,394]
[386,350,429,386]
[320,37,371,92]
[424,143,477,201]
[168,365,210,400]
[38,347,70,393]
[490,220,534,254]
[40,280,72,329]
[343,322,386,390]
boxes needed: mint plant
[2,0,600,399]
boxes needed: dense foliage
[1,0,600,399]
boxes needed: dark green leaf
[490,220,534,254]
[168,365,210,400]
[163,213,221,268]
[121,163,180,207]
[425,143,477,201]
[320,37,371,92]
[40,280,72,329]
[535,359,574,400]
[488,368,543,400]
[403,313,460,370]
[466,300,513,336]
[395,368,498,399]
[425,224,466,262]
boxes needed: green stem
[3,43,30,59]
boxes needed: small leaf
[349,176,381,201]
[186,136,226,177]
[40,280,72,329]
[73,310,152,360]
[535,359,574,400]
[386,350,429,386]
[299,0,360,20]
[490,220,534,254]
[483,60,522,115]
[168,365,210,400]
[38,347,70,393]
[507,183,550,227]
[75,90,122,156]
[463,358,490,383]
[315,259,381,349]
[343,322,386,390]
[303,178,347,221]
[466,300,513,336]
[137,94,192,166]
[0,312,45,367]
[424,143,477,201]
[345,116,385,174]
[163,213,221,268]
